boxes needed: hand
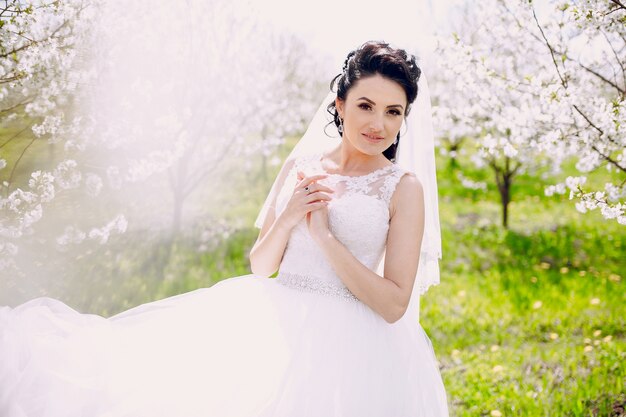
[277,170,334,230]
[306,194,331,244]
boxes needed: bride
[0,40,449,417]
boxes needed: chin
[348,136,392,155]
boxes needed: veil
[254,73,442,323]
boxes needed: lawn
[1,125,624,415]
[157,149,625,416]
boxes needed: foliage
[434,0,626,226]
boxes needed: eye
[358,103,371,111]
[389,109,402,116]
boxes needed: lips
[362,133,384,142]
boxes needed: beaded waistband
[275,271,359,302]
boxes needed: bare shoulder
[389,171,424,219]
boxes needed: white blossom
[84,173,103,197]
[545,183,566,197]
[53,160,82,189]
[87,215,128,244]
[28,171,56,203]
[435,0,626,224]
[56,226,87,246]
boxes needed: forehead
[346,74,406,105]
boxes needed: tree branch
[0,99,30,116]
[511,2,626,96]
[530,5,567,88]
[578,61,626,96]
[590,144,626,173]
[5,135,37,196]
[0,9,71,59]
[0,124,30,149]
[572,104,619,147]
[600,28,626,89]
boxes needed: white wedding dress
[0,152,449,417]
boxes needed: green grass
[1,122,624,415]
[145,148,625,416]
[420,153,625,416]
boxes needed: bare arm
[313,173,425,323]
[249,160,333,277]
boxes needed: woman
[0,41,448,416]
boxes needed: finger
[297,174,328,188]
[302,183,335,195]
[305,192,333,203]
[304,201,329,212]
[314,185,335,194]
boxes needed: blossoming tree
[0,0,324,308]
[435,0,625,226]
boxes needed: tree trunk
[492,157,514,229]
[497,175,511,228]
[448,143,460,169]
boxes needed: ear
[335,97,344,118]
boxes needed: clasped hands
[279,170,335,244]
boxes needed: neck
[322,142,389,176]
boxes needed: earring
[338,117,344,134]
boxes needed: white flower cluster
[56,226,87,246]
[53,159,82,189]
[28,171,56,202]
[31,114,63,138]
[434,0,626,224]
[561,175,626,223]
[456,171,487,191]
[55,214,128,246]
[544,183,566,197]
[88,214,128,244]
[0,170,58,241]
[84,173,103,197]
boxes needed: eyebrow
[357,97,404,110]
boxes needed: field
[1,127,624,416]
[161,149,626,416]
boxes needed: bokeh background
[0,0,624,415]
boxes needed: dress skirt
[0,274,449,417]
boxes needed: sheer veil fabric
[255,73,442,322]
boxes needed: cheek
[388,118,403,133]
[347,112,366,127]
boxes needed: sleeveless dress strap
[379,166,410,206]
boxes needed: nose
[369,111,384,133]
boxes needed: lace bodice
[274,153,410,301]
